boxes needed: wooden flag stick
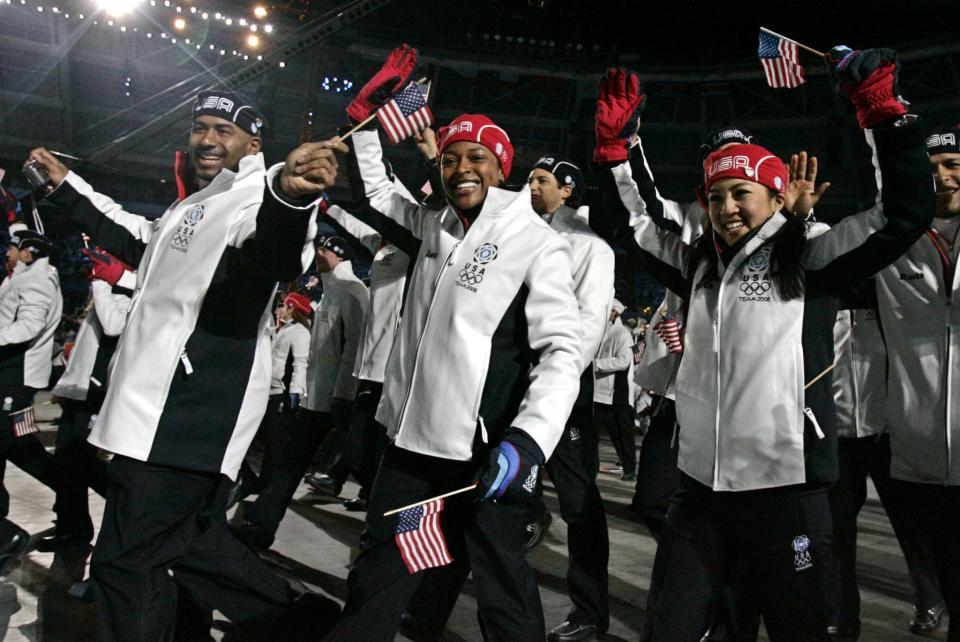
[383,483,478,517]
[804,361,837,390]
[339,77,429,142]
[760,27,826,58]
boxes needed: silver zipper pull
[804,407,825,439]
[180,350,194,375]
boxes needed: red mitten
[83,246,132,286]
[830,47,908,129]
[594,68,646,164]
[346,44,417,123]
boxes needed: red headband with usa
[436,114,514,179]
[703,143,787,194]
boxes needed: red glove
[346,44,418,123]
[828,46,907,129]
[83,246,132,286]
[594,68,645,164]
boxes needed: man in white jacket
[29,89,342,641]
[528,156,615,642]
[874,122,960,639]
[0,225,62,573]
[235,235,368,546]
[593,299,636,481]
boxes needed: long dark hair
[690,207,807,300]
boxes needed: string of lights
[0,0,280,64]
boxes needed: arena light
[253,5,267,18]
[246,33,259,48]
[97,0,141,16]
[173,16,185,29]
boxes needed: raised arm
[31,148,152,266]
[803,48,934,292]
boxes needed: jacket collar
[12,255,50,277]
[178,153,266,207]
[442,185,538,234]
[548,204,591,231]
[719,211,787,278]
[321,259,354,287]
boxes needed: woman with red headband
[594,48,932,641]
[322,46,582,640]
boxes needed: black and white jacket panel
[602,122,932,491]
[345,129,583,462]
[0,257,63,389]
[46,154,320,479]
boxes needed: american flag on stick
[758,31,806,89]
[9,406,38,437]
[653,313,684,354]
[377,81,434,144]
[394,497,453,574]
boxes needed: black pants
[544,398,610,629]
[827,435,942,629]
[245,408,332,536]
[323,444,544,642]
[632,396,680,541]
[904,481,960,642]
[0,385,56,519]
[406,373,609,633]
[254,394,288,489]
[336,380,386,492]
[651,475,832,642]
[91,455,297,642]
[595,401,636,475]
[51,398,108,539]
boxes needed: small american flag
[758,32,806,89]
[377,82,434,144]
[653,314,684,354]
[10,406,38,437]
[632,341,645,365]
[394,498,453,574]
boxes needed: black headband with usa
[531,156,584,202]
[193,90,266,137]
[926,124,960,156]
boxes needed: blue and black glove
[476,429,545,504]
[287,392,301,413]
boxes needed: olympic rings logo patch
[739,280,771,295]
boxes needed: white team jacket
[877,231,960,484]
[546,205,615,370]
[49,154,319,479]
[351,129,582,461]
[593,319,635,404]
[270,321,311,396]
[52,276,133,401]
[0,257,63,389]
[831,307,887,439]
[302,260,369,412]
[325,204,409,384]
[610,123,931,491]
